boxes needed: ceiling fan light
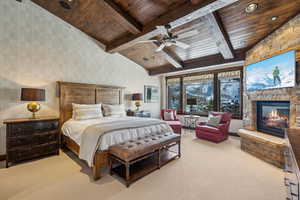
[245,3,258,13]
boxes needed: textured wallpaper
[0,0,161,155]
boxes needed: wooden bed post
[92,165,101,180]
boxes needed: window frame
[166,66,243,120]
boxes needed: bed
[58,81,172,180]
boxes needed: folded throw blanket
[79,118,172,166]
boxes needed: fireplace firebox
[257,101,290,138]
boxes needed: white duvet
[62,117,173,151]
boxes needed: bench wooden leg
[158,149,161,169]
[92,164,101,181]
[178,141,181,158]
[125,162,130,187]
[109,156,113,176]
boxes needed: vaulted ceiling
[31,0,300,75]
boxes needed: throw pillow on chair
[164,111,175,121]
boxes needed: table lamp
[21,88,45,119]
[132,93,143,111]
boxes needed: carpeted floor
[0,130,285,200]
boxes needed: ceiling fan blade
[174,41,190,49]
[135,40,158,44]
[155,44,166,52]
[176,30,198,40]
[156,25,169,36]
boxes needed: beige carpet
[0,130,285,200]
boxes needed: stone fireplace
[256,101,290,138]
[243,88,300,132]
[239,88,300,168]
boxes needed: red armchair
[161,109,182,134]
[195,112,232,143]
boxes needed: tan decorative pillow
[102,104,126,117]
[72,103,103,120]
[207,115,221,128]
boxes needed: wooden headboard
[58,81,125,126]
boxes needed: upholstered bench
[108,132,181,187]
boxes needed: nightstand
[3,117,59,167]
[127,110,151,118]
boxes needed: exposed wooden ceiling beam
[102,0,142,34]
[148,49,245,76]
[204,12,234,59]
[107,0,240,53]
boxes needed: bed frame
[58,81,125,180]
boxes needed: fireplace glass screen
[257,101,290,138]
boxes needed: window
[166,68,243,119]
[167,78,181,111]
[218,71,241,118]
[183,74,214,115]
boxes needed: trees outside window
[166,69,242,119]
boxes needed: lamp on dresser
[132,93,143,111]
[21,88,45,119]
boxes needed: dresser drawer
[9,123,35,137]
[33,132,58,145]
[7,136,33,149]
[8,120,59,137]
[32,143,59,156]
[34,120,59,132]
[8,147,33,162]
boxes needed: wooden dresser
[285,128,300,200]
[4,117,59,167]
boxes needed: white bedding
[62,117,172,151]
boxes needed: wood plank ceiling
[31,0,300,75]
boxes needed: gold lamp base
[135,101,141,111]
[27,102,41,119]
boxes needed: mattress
[61,117,172,151]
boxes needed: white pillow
[164,111,175,121]
[102,104,126,117]
[72,103,103,120]
[207,114,221,128]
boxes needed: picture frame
[144,85,159,103]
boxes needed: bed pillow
[207,114,221,128]
[102,104,126,117]
[72,103,103,120]
[164,111,175,121]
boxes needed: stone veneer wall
[243,14,300,130]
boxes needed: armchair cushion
[196,125,221,134]
[165,120,182,134]
[197,121,207,126]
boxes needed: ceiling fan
[137,24,198,52]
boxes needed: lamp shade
[21,88,45,101]
[187,98,197,105]
[132,93,143,101]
